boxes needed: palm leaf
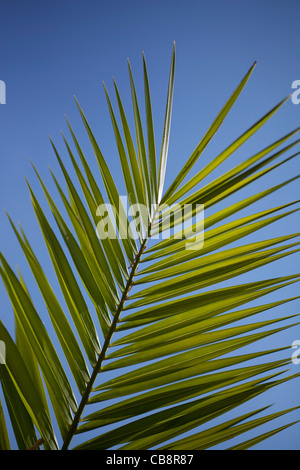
[0,44,299,451]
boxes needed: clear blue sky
[0,0,299,450]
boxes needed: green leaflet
[160,406,300,450]
[0,262,76,440]
[15,271,51,413]
[0,393,10,450]
[147,175,300,255]
[94,341,290,395]
[117,374,297,450]
[161,59,257,204]
[127,59,152,210]
[90,347,290,401]
[140,203,300,268]
[26,185,102,363]
[128,252,300,311]
[172,128,299,212]
[103,83,139,211]
[120,274,300,325]
[51,139,124,294]
[0,367,36,450]
[104,318,299,369]
[48,167,119,310]
[0,321,58,449]
[135,233,300,283]
[157,42,175,204]
[75,373,291,449]
[81,360,288,432]
[143,51,158,205]
[113,79,146,209]
[32,162,117,318]
[64,117,129,280]
[8,218,91,395]
[114,296,300,348]
[75,96,138,261]
[227,419,300,450]
[163,95,293,207]
[129,244,300,303]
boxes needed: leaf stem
[61,231,149,450]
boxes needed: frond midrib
[61,226,150,450]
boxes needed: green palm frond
[0,42,299,451]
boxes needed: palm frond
[0,43,299,450]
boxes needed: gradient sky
[0,0,299,450]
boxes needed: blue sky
[0,0,299,450]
